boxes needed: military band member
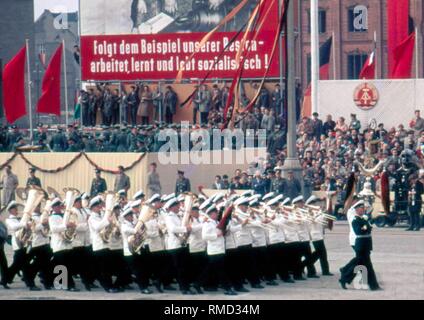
[87,196,117,293]
[5,201,40,291]
[49,198,79,291]
[339,200,381,291]
[305,196,333,276]
[164,197,194,294]
[28,203,53,290]
[117,189,128,208]
[201,205,237,296]
[187,203,207,294]
[232,197,263,289]
[175,170,191,195]
[133,190,145,202]
[90,169,107,197]
[26,168,42,188]
[406,174,423,231]
[292,196,318,279]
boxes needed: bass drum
[374,216,386,228]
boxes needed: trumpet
[233,210,278,232]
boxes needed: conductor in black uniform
[175,170,191,195]
[339,201,381,291]
[90,169,108,197]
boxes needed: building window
[308,9,327,34]
[347,52,368,79]
[348,5,368,32]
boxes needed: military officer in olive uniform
[49,128,67,152]
[26,168,42,188]
[270,167,285,194]
[175,170,191,195]
[90,169,108,197]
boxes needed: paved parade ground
[1,221,423,300]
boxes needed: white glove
[164,0,177,14]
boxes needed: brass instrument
[47,186,61,199]
[99,192,121,243]
[180,193,194,246]
[39,199,52,237]
[128,205,155,254]
[234,209,278,232]
[62,188,80,243]
[16,188,45,249]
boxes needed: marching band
[1,181,338,295]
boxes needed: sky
[34,0,79,21]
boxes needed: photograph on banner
[80,0,280,80]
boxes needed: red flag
[359,51,376,80]
[36,44,63,116]
[387,0,409,76]
[2,46,27,124]
[391,32,415,79]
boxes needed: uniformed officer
[5,201,40,291]
[49,128,67,152]
[270,167,285,194]
[90,169,107,197]
[406,174,423,231]
[26,167,42,188]
[339,200,381,291]
[201,205,237,295]
[49,198,79,291]
[175,170,191,195]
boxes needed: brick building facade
[296,0,424,91]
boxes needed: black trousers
[141,116,149,125]
[192,108,198,124]
[200,112,209,125]
[84,246,97,285]
[225,248,242,289]
[409,208,421,229]
[203,254,231,291]
[130,106,138,126]
[267,243,288,281]
[165,110,174,124]
[188,251,207,287]
[112,108,120,125]
[252,246,273,281]
[161,250,175,286]
[126,248,151,290]
[8,248,34,287]
[147,249,168,286]
[299,241,317,276]
[285,242,302,278]
[169,247,191,291]
[235,245,260,286]
[340,248,379,290]
[89,111,96,126]
[28,244,53,287]
[52,250,75,289]
[71,246,93,286]
[93,249,113,291]
[0,243,8,285]
[310,240,330,274]
[109,249,129,288]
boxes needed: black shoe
[141,288,153,294]
[224,289,238,296]
[414,227,421,231]
[406,227,414,231]
[339,280,347,290]
[294,276,306,281]
[84,283,92,291]
[204,286,218,292]
[266,280,278,286]
[67,287,80,292]
[234,287,249,293]
[308,274,320,279]
[322,272,334,276]
[194,285,204,294]
[29,286,41,291]
[370,286,383,291]
[154,284,164,293]
[251,284,264,289]
[181,289,196,295]
[44,285,53,290]
[123,285,134,290]
[164,285,177,291]
[2,283,10,289]
[283,278,295,283]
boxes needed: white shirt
[233,209,253,247]
[108,221,123,251]
[281,215,299,243]
[225,219,241,250]
[267,215,286,244]
[5,216,26,251]
[30,213,50,248]
[165,211,187,250]
[88,211,110,252]
[296,221,311,242]
[72,208,89,248]
[247,216,267,248]
[308,215,326,241]
[49,213,73,253]
[145,218,165,252]
[347,207,357,246]
[188,217,206,253]
[121,219,136,257]
[202,220,225,255]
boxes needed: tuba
[128,204,155,254]
[179,193,194,246]
[62,188,80,243]
[99,192,120,243]
[16,188,45,249]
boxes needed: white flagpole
[415,27,419,79]
[62,39,69,126]
[25,39,33,142]
[374,31,378,79]
[332,31,336,79]
[311,0,319,114]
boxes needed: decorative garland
[0,152,146,174]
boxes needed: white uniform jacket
[202,220,225,256]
